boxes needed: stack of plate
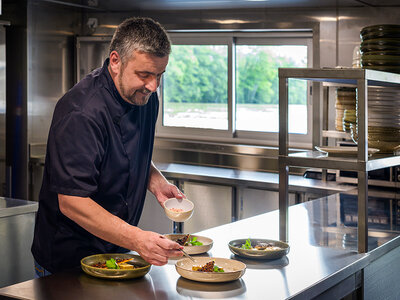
[335,87,357,132]
[367,86,400,153]
[360,24,400,74]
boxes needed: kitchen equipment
[179,248,196,262]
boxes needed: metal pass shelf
[278,67,400,253]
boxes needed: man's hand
[58,194,183,266]
[132,231,183,265]
[148,162,186,205]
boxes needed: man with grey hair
[31,17,184,276]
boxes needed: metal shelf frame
[278,68,400,253]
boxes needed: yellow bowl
[164,198,194,222]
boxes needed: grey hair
[109,17,171,63]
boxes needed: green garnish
[106,258,120,269]
[213,265,225,272]
[188,236,203,246]
[241,238,252,249]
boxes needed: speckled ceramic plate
[228,239,290,260]
[164,234,213,255]
[175,257,246,283]
[80,253,151,280]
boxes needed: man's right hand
[132,230,183,265]
[58,194,183,266]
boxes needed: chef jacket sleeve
[47,109,105,197]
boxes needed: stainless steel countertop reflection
[0,197,38,218]
[0,193,399,299]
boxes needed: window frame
[157,31,313,147]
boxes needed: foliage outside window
[160,32,312,145]
[163,45,228,130]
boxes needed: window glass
[235,45,308,134]
[163,45,228,130]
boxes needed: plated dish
[175,257,246,283]
[175,257,246,282]
[165,233,213,255]
[81,253,151,280]
[228,238,290,260]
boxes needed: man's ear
[109,51,121,75]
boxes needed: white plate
[164,234,213,255]
[315,146,380,156]
[175,257,246,283]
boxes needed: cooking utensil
[179,248,196,262]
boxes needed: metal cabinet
[278,68,400,253]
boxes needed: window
[158,32,313,147]
[163,44,228,130]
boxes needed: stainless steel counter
[0,197,38,288]
[1,194,399,299]
[0,197,38,218]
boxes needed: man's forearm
[58,194,143,251]
[148,161,168,195]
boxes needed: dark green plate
[361,38,400,52]
[80,253,151,280]
[228,239,289,260]
[362,51,400,56]
[361,24,400,41]
[361,54,400,60]
[361,24,400,35]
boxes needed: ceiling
[93,0,400,11]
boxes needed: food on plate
[241,238,282,251]
[92,258,135,269]
[169,208,184,213]
[176,234,190,246]
[175,234,203,246]
[192,260,224,272]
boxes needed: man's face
[114,51,169,106]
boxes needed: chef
[31,16,183,276]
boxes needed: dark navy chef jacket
[31,58,158,273]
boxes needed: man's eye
[139,73,150,79]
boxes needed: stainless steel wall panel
[181,182,232,233]
[239,188,297,220]
[76,36,111,82]
[0,26,5,196]
[137,191,172,234]
[28,1,79,146]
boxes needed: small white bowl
[164,198,194,222]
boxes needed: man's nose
[145,77,158,92]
